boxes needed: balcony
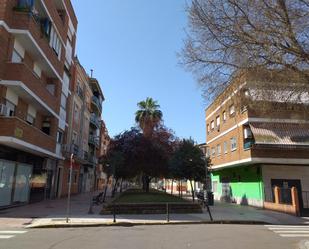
[9,11,64,77]
[90,114,100,129]
[92,96,102,113]
[3,63,59,115]
[88,135,100,148]
[0,116,56,156]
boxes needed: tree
[135,97,163,137]
[169,139,206,202]
[181,0,309,100]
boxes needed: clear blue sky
[71,0,207,143]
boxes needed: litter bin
[207,191,214,206]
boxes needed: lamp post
[66,152,74,223]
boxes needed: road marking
[280,234,309,237]
[0,231,27,234]
[265,225,309,238]
[0,235,14,239]
[0,230,27,239]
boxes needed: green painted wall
[211,165,264,201]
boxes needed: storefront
[0,159,32,207]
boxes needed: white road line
[265,225,309,228]
[268,227,309,230]
[280,234,309,237]
[0,235,15,239]
[0,231,27,234]
[274,231,309,233]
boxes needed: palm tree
[135,97,163,137]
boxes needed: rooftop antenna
[90,69,93,78]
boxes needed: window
[207,124,210,134]
[223,141,228,154]
[49,26,62,59]
[74,103,79,123]
[216,115,220,127]
[57,130,63,144]
[61,93,67,109]
[26,114,35,125]
[27,105,36,125]
[217,144,221,156]
[211,120,215,130]
[5,99,15,116]
[211,147,216,157]
[11,49,23,63]
[223,111,227,122]
[229,105,235,116]
[231,137,237,151]
[46,84,55,95]
[33,62,42,78]
[42,121,51,135]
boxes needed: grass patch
[113,189,189,203]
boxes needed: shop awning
[249,122,309,146]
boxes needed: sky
[71,0,207,143]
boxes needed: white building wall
[262,164,309,203]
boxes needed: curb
[26,220,270,229]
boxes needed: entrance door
[271,179,304,215]
[221,178,231,202]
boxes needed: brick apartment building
[0,0,108,208]
[206,69,309,215]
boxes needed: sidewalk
[0,191,308,228]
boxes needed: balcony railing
[10,11,64,76]
[0,116,56,153]
[92,96,102,113]
[90,114,100,128]
[88,135,100,148]
[4,63,59,114]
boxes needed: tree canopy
[181,0,309,100]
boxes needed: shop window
[13,164,32,203]
[0,160,15,206]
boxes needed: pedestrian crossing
[265,225,309,238]
[0,230,27,239]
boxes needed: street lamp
[66,152,74,223]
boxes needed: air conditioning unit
[0,104,8,116]
[244,127,253,139]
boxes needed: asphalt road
[0,224,306,249]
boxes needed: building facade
[206,70,309,215]
[0,0,77,207]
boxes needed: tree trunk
[120,178,123,193]
[178,181,181,197]
[190,180,195,202]
[180,180,182,198]
[142,174,151,193]
[171,180,174,194]
[112,178,118,198]
[102,176,110,202]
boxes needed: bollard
[166,203,170,222]
[113,204,116,223]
